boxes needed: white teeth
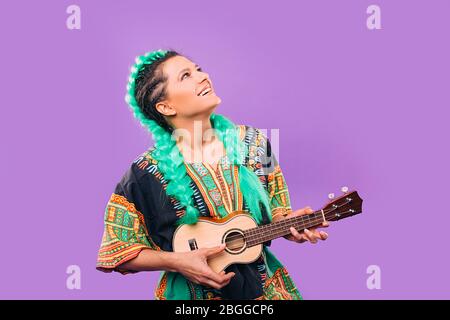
[200,88,211,96]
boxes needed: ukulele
[173,189,363,273]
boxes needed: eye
[181,72,190,80]
[181,67,203,80]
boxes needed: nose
[197,70,209,84]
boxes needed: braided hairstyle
[125,49,271,225]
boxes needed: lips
[197,82,212,96]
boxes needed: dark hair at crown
[134,49,180,133]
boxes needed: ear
[155,101,177,116]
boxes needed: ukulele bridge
[188,238,198,250]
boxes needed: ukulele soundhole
[223,229,246,255]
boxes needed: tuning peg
[341,186,349,193]
[328,193,335,199]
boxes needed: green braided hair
[125,49,271,225]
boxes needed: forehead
[162,55,196,78]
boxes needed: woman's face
[156,55,221,120]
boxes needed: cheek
[169,87,201,112]
[172,85,196,101]
[173,85,199,103]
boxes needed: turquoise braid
[125,50,271,225]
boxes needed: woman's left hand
[273,206,330,244]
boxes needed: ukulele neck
[244,211,326,247]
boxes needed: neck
[171,113,220,162]
[244,210,327,247]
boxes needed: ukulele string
[244,215,330,246]
[242,203,354,244]
[205,197,352,246]
[199,213,333,248]
[205,209,335,247]
[245,208,355,246]
[224,206,339,244]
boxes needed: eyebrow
[178,64,200,79]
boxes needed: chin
[213,95,222,105]
[206,96,222,111]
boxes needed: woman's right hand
[171,244,235,289]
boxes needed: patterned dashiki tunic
[96,125,302,300]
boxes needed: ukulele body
[172,211,263,273]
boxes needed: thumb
[205,243,226,257]
[293,206,314,216]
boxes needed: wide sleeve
[96,166,160,275]
[256,130,293,220]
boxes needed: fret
[245,211,326,247]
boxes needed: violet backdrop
[0,0,449,299]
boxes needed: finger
[224,272,235,282]
[310,228,327,240]
[291,206,314,217]
[296,235,307,243]
[214,272,235,286]
[322,221,330,228]
[205,269,235,285]
[304,228,318,244]
[204,244,226,257]
[285,234,305,243]
[289,227,305,242]
[220,274,233,286]
[223,277,233,287]
[319,231,328,240]
[310,228,323,239]
[292,229,308,243]
[205,270,227,284]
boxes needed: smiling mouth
[198,87,213,96]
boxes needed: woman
[96,49,329,300]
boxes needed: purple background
[0,0,449,299]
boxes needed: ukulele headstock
[321,188,363,221]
